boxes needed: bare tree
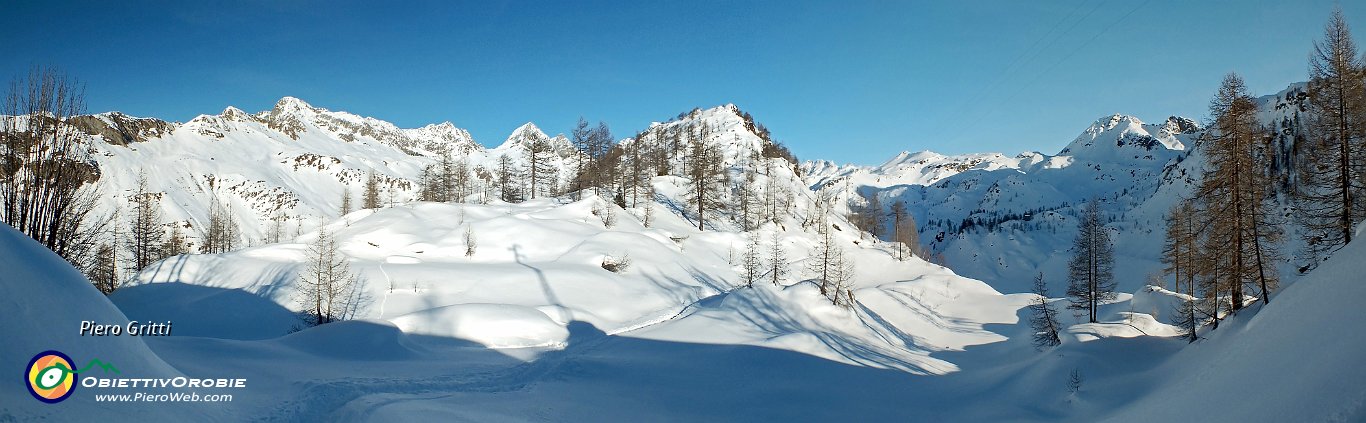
[827,243,856,308]
[571,117,592,199]
[741,231,763,288]
[570,118,616,198]
[806,221,855,307]
[496,154,522,203]
[1029,272,1063,349]
[890,200,921,260]
[1,66,106,265]
[266,210,288,244]
[125,173,166,271]
[464,225,477,257]
[642,180,657,228]
[201,197,240,254]
[1162,199,1201,342]
[297,225,364,326]
[453,157,472,202]
[524,136,557,199]
[339,187,353,215]
[363,170,382,209]
[89,242,119,295]
[593,200,618,228]
[684,124,725,230]
[768,230,788,286]
[1297,7,1366,267]
[735,167,761,231]
[1200,73,1281,309]
[850,192,883,239]
[1066,200,1115,323]
[162,224,189,257]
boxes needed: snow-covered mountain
[803,115,1197,294]
[59,97,600,249]
[6,80,1362,421]
[803,83,1308,295]
[54,97,830,256]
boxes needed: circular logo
[25,350,77,403]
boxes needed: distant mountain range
[28,82,1310,294]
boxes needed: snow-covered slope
[803,113,1199,295]
[58,96,588,250]
[0,223,205,421]
[804,83,1309,296]
[1103,222,1366,422]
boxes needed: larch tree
[125,173,166,272]
[266,210,288,244]
[741,231,763,288]
[642,180,657,228]
[464,225,477,257]
[162,224,189,258]
[1065,200,1115,323]
[452,158,471,202]
[1297,7,1366,266]
[890,200,920,261]
[1028,272,1063,349]
[1195,209,1229,330]
[340,187,353,215]
[735,168,761,231]
[201,197,240,254]
[570,117,592,198]
[524,136,557,199]
[1199,72,1281,309]
[297,225,363,326]
[684,124,726,230]
[496,154,522,203]
[806,220,855,306]
[768,230,788,286]
[622,134,649,207]
[1162,199,1201,342]
[851,193,884,240]
[363,170,382,209]
[589,121,615,195]
[90,242,120,295]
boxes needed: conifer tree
[685,124,725,230]
[363,170,382,209]
[890,200,920,260]
[1066,200,1115,323]
[201,197,240,254]
[125,173,166,271]
[340,187,353,215]
[90,242,119,294]
[162,224,188,258]
[1162,199,1201,342]
[497,154,522,203]
[464,225,477,257]
[735,169,761,231]
[1200,73,1281,309]
[1029,272,1063,349]
[741,231,764,288]
[298,225,363,326]
[1298,7,1366,266]
[768,230,788,286]
[524,137,557,199]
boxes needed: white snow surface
[8,205,1363,421]
[4,87,1361,421]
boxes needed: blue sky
[3,1,1362,165]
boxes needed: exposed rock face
[68,113,175,145]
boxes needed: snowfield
[3,92,1362,421]
[7,200,1364,421]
